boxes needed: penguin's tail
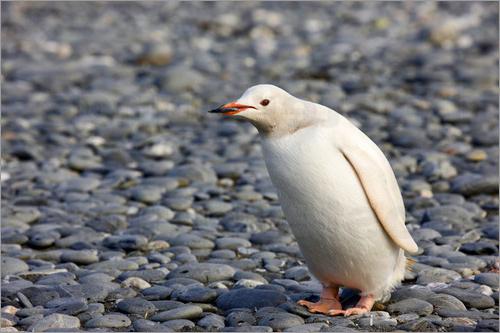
[406,257,416,272]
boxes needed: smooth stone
[197,313,225,330]
[284,323,328,332]
[117,297,156,315]
[142,286,173,300]
[216,288,287,310]
[437,288,495,309]
[387,298,434,315]
[225,309,257,326]
[45,297,88,315]
[417,268,462,284]
[20,286,60,306]
[426,293,467,315]
[150,305,203,321]
[476,319,499,332]
[168,234,214,249]
[102,235,148,251]
[215,237,252,250]
[451,174,498,196]
[473,273,499,288]
[223,326,272,332]
[398,318,438,332]
[28,314,80,332]
[85,314,131,328]
[162,319,195,331]
[167,263,235,282]
[118,269,168,282]
[132,319,174,332]
[1,257,30,278]
[177,286,218,303]
[258,312,305,331]
[60,250,99,265]
[56,283,113,303]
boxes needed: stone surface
[1,2,498,332]
[216,288,288,310]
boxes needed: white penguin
[209,84,418,316]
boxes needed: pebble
[437,288,495,309]
[1,257,30,278]
[121,277,151,289]
[85,314,131,329]
[167,263,235,282]
[197,313,225,330]
[116,298,156,315]
[177,286,218,303]
[416,268,462,284]
[150,305,202,322]
[387,298,434,315]
[216,288,287,310]
[473,272,499,288]
[28,314,80,332]
[2,3,498,333]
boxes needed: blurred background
[1,2,499,332]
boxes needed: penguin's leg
[341,294,374,316]
[297,285,343,315]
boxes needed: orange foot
[297,285,342,315]
[337,294,374,317]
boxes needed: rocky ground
[1,1,499,332]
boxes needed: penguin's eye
[260,99,270,106]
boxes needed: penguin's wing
[337,120,419,254]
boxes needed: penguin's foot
[298,298,342,314]
[341,294,375,316]
[297,285,342,315]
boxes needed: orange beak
[208,102,256,115]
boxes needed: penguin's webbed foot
[297,285,342,315]
[341,294,374,317]
[298,299,342,314]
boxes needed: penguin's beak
[208,102,256,116]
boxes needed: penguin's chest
[261,128,373,228]
[261,128,387,284]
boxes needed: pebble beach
[1,2,499,332]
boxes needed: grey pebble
[387,298,434,315]
[28,313,80,332]
[167,263,235,282]
[197,313,225,330]
[1,257,30,277]
[473,272,499,288]
[117,297,156,315]
[217,288,287,310]
[85,314,132,328]
[150,305,203,321]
